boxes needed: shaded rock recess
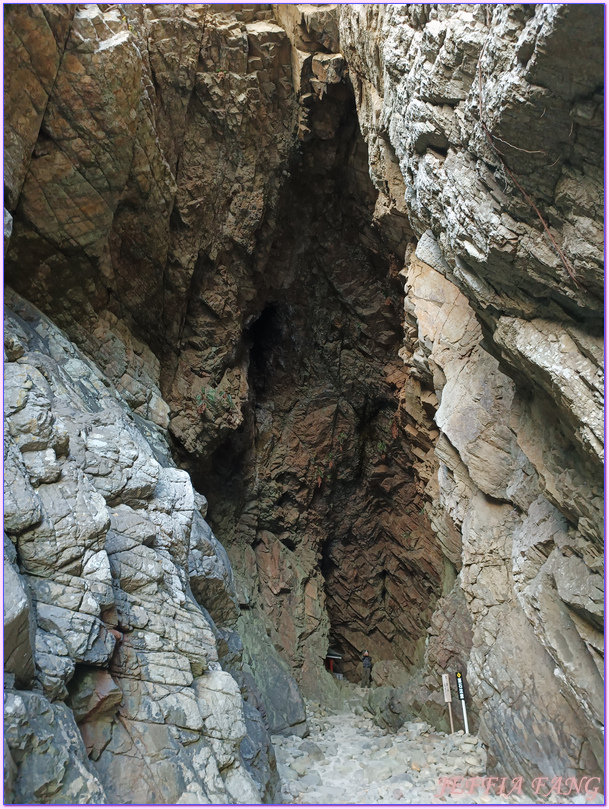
[4,3,604,803]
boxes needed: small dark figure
[361,650,372,687]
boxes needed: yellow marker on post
[455,671,469,734]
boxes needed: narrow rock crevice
[179,81,444,695]
[3,4,603,803]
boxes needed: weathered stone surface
[370,660,410,690]
[511,497,603,765]
[64,667,123,761]
[3,292,274,803]
[240,697,281,803]
[493,316,603,464]
[237,611,308,738]
[395,247,601,771]
[4,4,75,210]
[18,464,110,580]
[388,252,603,778]
[189,511,240,628]
[334,4,603,778]
[340,4,603,318]
[3,436,42,535]
[3,3,603,802]
[4,546,36,687]
[4,689,107,804]
[67,667,123,724]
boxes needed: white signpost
[442,673,455,734]
[455,671,469,735]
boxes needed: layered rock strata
[195,69,443,689]
[338,1,603,784]
[4,2,443,693]
[4,291,283,803]
[3,1,604,801]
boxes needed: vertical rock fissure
[4,5,603,801]
[181,81,444,696]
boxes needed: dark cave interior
[180,79,444,683]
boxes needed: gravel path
[273,692,602,805]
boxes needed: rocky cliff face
[338,1,603,780]
[5,1,444,703]
[4,2,603,802]
[4,289,285,803]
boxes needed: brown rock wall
[193,82,443,685]
[4,5,75,210]
[5,0,442,722]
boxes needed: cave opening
[246,303,284,396]
[188,76,444,694]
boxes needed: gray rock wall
[3,290,285,803]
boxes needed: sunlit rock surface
[338,2,603,780]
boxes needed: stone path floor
[272,692,603,805]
